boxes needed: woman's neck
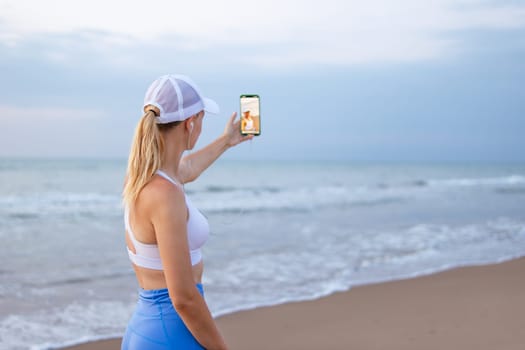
[160,128,187,181]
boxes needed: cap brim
[203,97,220,115]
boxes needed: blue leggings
[121,284,205,350]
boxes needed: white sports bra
[124,169,209,269]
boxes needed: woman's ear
[185,117,194,132]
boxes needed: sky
[0,0,524,162]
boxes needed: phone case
[240,94,261,136]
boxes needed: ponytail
[122,108,164,207]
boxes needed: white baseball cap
[144,74,220,124]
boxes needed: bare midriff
[131,259,204,290]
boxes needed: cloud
[0,1,524,160]
[1,0,524,66]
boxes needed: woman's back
[125,171,206,289]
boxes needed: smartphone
[240,94,261,136]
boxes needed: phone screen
[240,94,261,136]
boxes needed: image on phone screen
[240,94,261,136]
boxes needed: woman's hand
[222,112,254,147]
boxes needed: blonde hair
[122,106,180,207]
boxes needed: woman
[121,74,253,350]
[241,108,254,131]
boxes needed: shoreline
[59,257,525,350]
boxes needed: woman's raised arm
[179,112,253,183]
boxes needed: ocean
[1,158,524,349]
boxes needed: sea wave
[1,174,524,219]
[427,174,525,187]
[0,301,132,350]
[0,192,121,220]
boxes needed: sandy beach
[60,257,525,350]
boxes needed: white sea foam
[427,174,525,187]
[0,192,120,220]
[0,301,133,350]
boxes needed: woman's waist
[133,260,204,290]
[135,283,204,317]
[139,283,204,301]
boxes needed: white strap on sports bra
[125,206,164,270]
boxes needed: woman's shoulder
[138,175,186,212]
